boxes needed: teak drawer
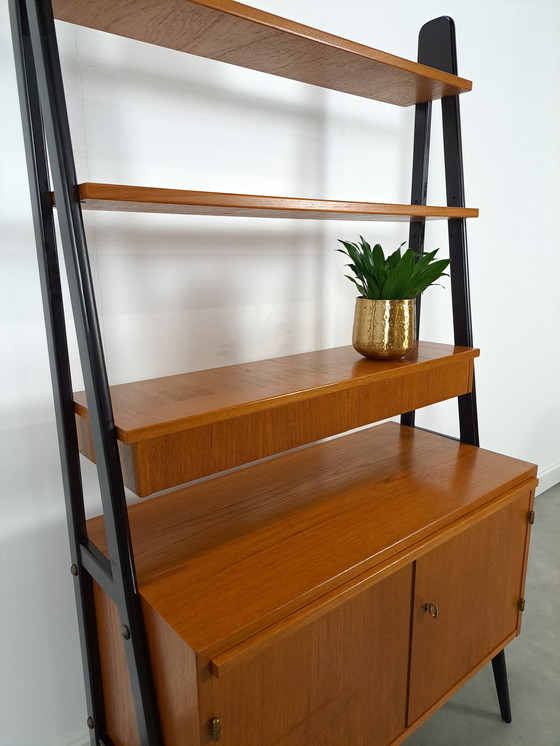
[75,342,478,496]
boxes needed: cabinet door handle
[423,602,439,619]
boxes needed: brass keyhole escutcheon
[423,602,439,619]
[211,717,221,742]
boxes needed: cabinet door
[212,565,412,746]
[408,488,532,725]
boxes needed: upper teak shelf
[77,184,479,221]
[52,0,472,106]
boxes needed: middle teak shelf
[75,183,479,221]
[74,342,479,496]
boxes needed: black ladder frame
[401,15,511,725]
[9,2,510,744]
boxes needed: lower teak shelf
[87,422,537,746]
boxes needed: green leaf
[387,246,403,268]
[370,244,386,291]
[402,259,450,298]
[345,276,368,297]
[337,238,450,300]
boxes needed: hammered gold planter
[352,297,416,360]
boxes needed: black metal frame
[9,0,162,744]
[401,15,511,723]
[10,4,509,744]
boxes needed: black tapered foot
[492,650,512,723]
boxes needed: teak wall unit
[10,2,537,746]
[87,423,536,746]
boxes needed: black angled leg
[10,0,163,742]
[491,649,512,723]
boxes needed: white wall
[1,1,559,744]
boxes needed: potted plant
[337,237,450,360]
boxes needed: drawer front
[211,565,412,746]
[407,487,533,725]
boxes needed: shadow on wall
[87,215,327,380]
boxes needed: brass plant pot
[352,297,416,360]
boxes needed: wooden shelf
[75,342,479,496]
[87,422,537,659]
[53,0,472,106]
[77,183,479,221]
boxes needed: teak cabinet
[87,423,537,746]
[11,2,538,745]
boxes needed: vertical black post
[418,16,479,447]
[417,16,510,723]
[401,45,432,428]
[11,0,163,743]
[402,17,479,444]
[9,1,105,743]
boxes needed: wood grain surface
[407,487,533,725]
[76,183,479,221]
[74,343,477,443]
[213,566,412,746]
[53,0,472,106]
[398,633,518,744]
[75,343,479,495]
[93,583,205,746]
[86,423,537,659]
[93,582,141,746]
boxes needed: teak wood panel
[94,582,141,746]
[407,487,534,725]
[52,0,472,106]
[89,451,537,746]
[397,635,520,745]
[208,473,529,681]
[212,566,412,746]
[75,342,479,496]
[75,344,477,443]
[93,583,207,746]
[75,183,479,221]
[86,423,538,658]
